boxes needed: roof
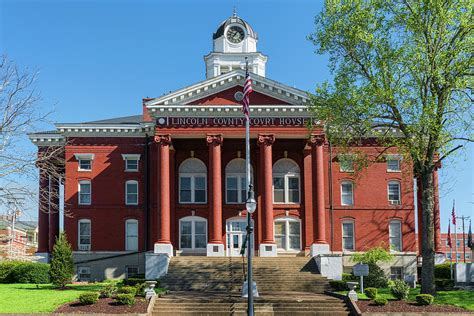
[84,115,143,125]
[213,15,257,40]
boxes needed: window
[272,159,300,204]
[78,180,91,205]
[77,267,91,281]
[179,158,207,204]
[126,266,139,278]
[466,253,471,259]
[456,240,461,247]
[387,156,401,172]
[388,181,401,204]
[339,155,354,172]
[122,154,140,172]
[274,217,301,251]
[75,154,94,171]
[225,159,254,204]
[125,219,138,251]
[78,220,91,251]
[179,216,207,250]
[389,220,402,251]
[390,267,403,280]
[125,180,139,205]
[341,181,354,206]
[342,221,355,251]
[457,253,461,260]
[447,253,452,259]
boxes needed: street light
[245,191,256,214]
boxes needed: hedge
[79,292,99,305]
[329,280,347,291]
[434,263,451,279]
[364,287,378,299]
[0,261,50,284]
[435,278,455,290]
[115,293,135,306]
[374,297,388,306]
[416,294,434,306]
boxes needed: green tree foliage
[309,0,473,295]
[49,232,74,288]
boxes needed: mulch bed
[357,300,472,314]
[55,297,148,314]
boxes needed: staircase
[154,256,351,315]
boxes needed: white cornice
[145,70,310,106]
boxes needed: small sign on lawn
[353,263,369,276]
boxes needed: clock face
[226,26,245,43]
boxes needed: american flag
[242,67,253,119]
[447,220,452,248]
[452,200,456,225]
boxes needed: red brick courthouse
[29,14,442,281]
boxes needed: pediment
[145,70,310,107]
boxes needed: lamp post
[245,187,256,316]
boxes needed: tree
[309,0,472,294]
[50,232,74,288]
[0,55,64,217]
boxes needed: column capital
[308,134,326,146]
[206,134,223,146]
[154,134,172,145]
[257,134,275,146]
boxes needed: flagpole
[449,219,453,280]
[454,200,458,263]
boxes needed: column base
[207,243,225,256]
[259,243,277,257]
[310,243,330,256]
[34,252,50,263]
[314,253,343,280]
[154,243,174,257]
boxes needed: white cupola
[204,11,267,78]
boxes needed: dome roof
[213,15,257,40]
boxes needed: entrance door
[179,216,207,252]
[226,219,252,256]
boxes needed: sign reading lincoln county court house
[156,116,317,128]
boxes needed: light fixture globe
[245,197,257,214]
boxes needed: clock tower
[204,12,267,78]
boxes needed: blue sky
[1,0,472,231]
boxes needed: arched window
[78,219,91,251]
[388,180,401,205]
[274,217,301,251]
[389,220,402,252]
[78,180,91,205]
[225,158,254,204]
[341,181,354,206]
[342,220,355,251]
[179,158,207,204]
[272,159,300,204]
[125,180,139,205]
[125,219,138,251]
[179,216,207,250]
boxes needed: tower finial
[233,6,237,17]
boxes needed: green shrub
[99,283,118,298]
[329,280,347,291]
[122,278,146,286]
[364,287,378,299]
[50,232,74,288]
[115,293,135,306]
[78,292,99,305]
[350,246,393,265]
[435,278,454,290]
[416,294,434,306]
[365,263,389,288]
[373,297,388,306]
[389,279,410,300]
[0,261,21,283]
[119,285,137,296]
[342,273,358,282]
[134,282,146,297]
[11,262,50,284]
[434,263,451,279]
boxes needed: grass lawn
[337,287,474,311]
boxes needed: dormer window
[122,154,141,172]
[386,155,402,172]
[74,154,94,171]
[339,154,354,172]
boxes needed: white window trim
[122,154,141,172]
[179,216,208,250]
[125,180,139,205]
[389,220,403,252]
[342,220,355,252]
[78,219,91,251]
[179,173,207,204]
[75,154,94,172]
[78,180,91,205]
[225,174,247,204]
[388,180,401,205]
[386,155,402,172]
[274,217,301,251]
[272,158,301,204]
[341,181,354,206]
[125,219,138,251]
